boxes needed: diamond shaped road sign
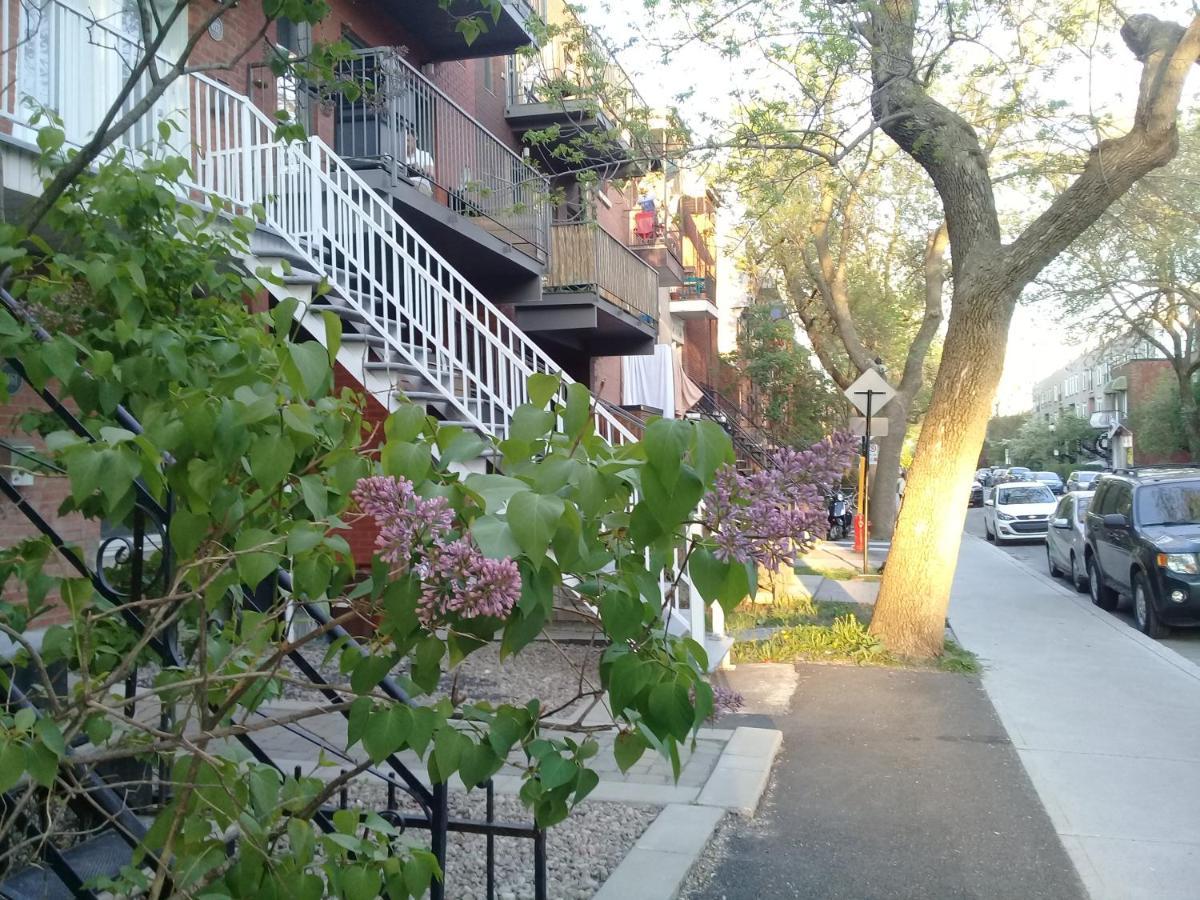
[844,369,896,416]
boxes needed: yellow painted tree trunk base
[750,563,814,613]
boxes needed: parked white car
[1045,490,1095,591]
[983,482,1059,543]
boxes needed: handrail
[332,47,551,263]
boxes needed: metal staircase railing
[695,384,771,470]
[0,0,634,446]
[0,287,548,899]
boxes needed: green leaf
[643,418,692,489]
[538,752,577,790]
[169,508,209,559]
[506,491,564,567]
[0,741,23,792]
[613,731,648,773]
[362,706,411,763]
[347,697,372,748]
[563,382,593,439]
[599,587,644,643]
[527,372,561,408]
[298,474,328,518]
[464,473,528,513]
[321,309,343,362]
[386,405,428,443]
[439,430,487,465]
[649,679,693,742]
[641,464,704,530]
[382,442,432,484]
[235,528,280,586]
[574,767,600,803]
[250,432,295,489]
[689,546,752,613]
[411,637,444,694]
[430,727,465,783]
[458,741,501,788]
[693,420,735,483]
[33,718,65,757]
[285,341,331,400]
[470,514,522,560]
[509,405,555,443]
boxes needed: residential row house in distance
[1030,334,1177,468]
[0,0,739,616]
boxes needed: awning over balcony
[1105,376,1128,393]
[400,0,537,61]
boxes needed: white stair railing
[0,0,634,444]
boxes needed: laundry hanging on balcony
[622,344,675,418]
[674,348,704,415]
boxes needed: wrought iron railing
[695,384,771,471]
[0,287,548,899]
[547,222,658,325]
[332,47,551,264]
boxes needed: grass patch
[937,638,981,674]
[731,607,983,674]
[794,562,856,581]
[725,597,873,634]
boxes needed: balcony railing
[506,0,650,147]
[333,48,551,263]
[546,223,658,325]
[628,207,683,263]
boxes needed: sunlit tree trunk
[866,3,1200,657]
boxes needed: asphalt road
[964,508,1200,667]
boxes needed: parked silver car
[1045,490,1095,592]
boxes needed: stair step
[0,830,134,900]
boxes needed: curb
[594,726,783,900]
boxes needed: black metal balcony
[399,0,538,61]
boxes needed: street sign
[844,369,896,416]
[869,442,879,466]
[849,416,889,438]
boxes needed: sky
[578,0,1196,416]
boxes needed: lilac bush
[352,475,520,626]
[702,431,858,568]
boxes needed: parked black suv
[1084,466,1200,637]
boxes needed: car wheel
[1133,572,1169,639]
[1047,544,1062,578]
[1087,556,1119,611]
[1069,554,1088,593]
[985,520,995,541]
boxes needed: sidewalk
[689,663,1083,900]
[950,535,1200,900]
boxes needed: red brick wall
[595,180,636,244]
[682,318,716,387]
[0,386,99,627]
[1119,359,1190,465]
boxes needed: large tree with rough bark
[634,0,1200,656]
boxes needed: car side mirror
[984,499,994,507]
[1102,513,1130,529]
[1052,517,1070,528]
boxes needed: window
[1076,496,1092,522]
[483,58,495,94]
[1055,497,1072,519]
[1111,483,1133,519]
[1092,482,1113,514]
[1136,482,1200,526]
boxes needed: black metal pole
[863,393,872,576]
[430,782,448,900]
[534,826,548,900]
[486,780,496,900]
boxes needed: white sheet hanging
[622,344,675,419]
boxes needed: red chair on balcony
[634,209,657,242]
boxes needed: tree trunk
[868,285,1013,657]
[869,397,910,540]
[1176,366,1200,459]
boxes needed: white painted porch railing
[0,0,634,445]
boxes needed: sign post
[844,370,896,576]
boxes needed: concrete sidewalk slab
[950,535,1200,900]
[688,664,1083,900]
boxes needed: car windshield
[1137,482,1200,526]
[1034,472,1060,482]
[1010,468,1031,474]
[998,486,1055,505]
[1075,472,1097,483]
[1076,497,1091,521]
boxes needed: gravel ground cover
[346,781,659,900]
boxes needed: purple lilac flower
[702,432,858,569]
[417,538,522,626]
[352,475,454,571]
[352,475,521,628]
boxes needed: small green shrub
[732,613,893,665]
[937,639,982,674]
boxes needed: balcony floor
[513,290,656,358]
